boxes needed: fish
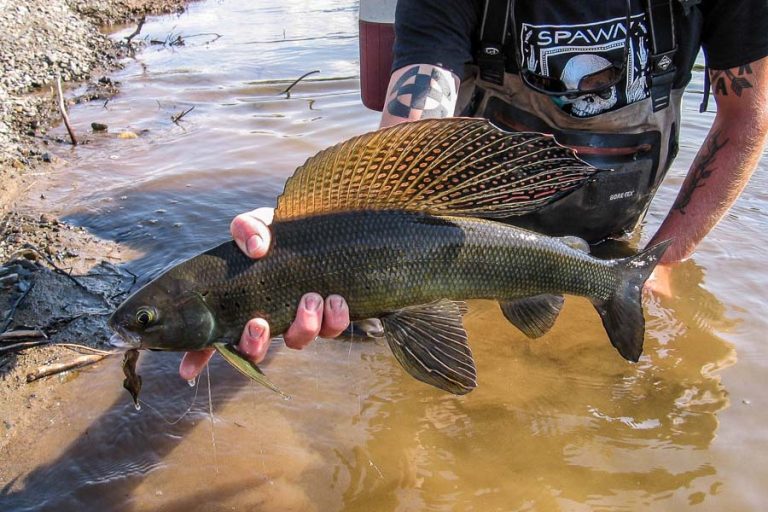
[109,118,670,396]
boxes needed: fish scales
[166,210,619,340]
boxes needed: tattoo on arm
[386,65,453,119]
[711,64,753,97]
[672,129,730,214]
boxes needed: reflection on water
[3,0,768,510]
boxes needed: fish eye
[135,307,157,327]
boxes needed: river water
[3,1,768,510]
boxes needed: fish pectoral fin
[499,294,565,338]
[213,342,290,400]
[380,299,476,395]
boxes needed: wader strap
[646,0,677,112]
[678,0,702,15]
[700,65,711,112]
[477,0,510,85]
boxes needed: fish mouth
[109,329,141,350]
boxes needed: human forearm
[379,64,460,128]
[650,58,768,263]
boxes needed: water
[4,0,768,510]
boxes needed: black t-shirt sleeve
[700,0,768,69]
[392,0,480,79]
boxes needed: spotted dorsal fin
[274,118,596,221]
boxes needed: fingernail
[304,295,321,311]
[248,322,263,340]
[246,235,263,256]
[329,296,343,311]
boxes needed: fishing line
[137,374,201,426]
[207,365,220,474]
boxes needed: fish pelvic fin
[275,118,597,221]
[500,294,565,338]
[593,240,673,362]
[213,342,290,400]
[380,299,477,395]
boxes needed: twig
[0,329,47,341]
[55,76,77,146]
[171,106,195,124]
[280,70,320,98]
[57,343,118,356]
[0,281,33,333]
[26,354,110,382]
[11,244,89,292]
[0,340,49,355]
[184,32,223,43]
[125,16,146,45]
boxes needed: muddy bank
[0,0,190,465]
[0,213,134,467]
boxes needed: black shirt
[393,0,768,116]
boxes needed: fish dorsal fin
[275,118,596,221]
[380,300,476,395]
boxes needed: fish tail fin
[593,240,672,362]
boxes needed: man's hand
[644,263,674,298]
[178,207,350,381]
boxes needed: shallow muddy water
[4,1,768,510]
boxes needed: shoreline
[0,0,191,470]
[0,0,190,209]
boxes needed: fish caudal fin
[213,343,290,400]
[593,240,673,362]
[381,300,477,395]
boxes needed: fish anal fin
[275,118,597,221]
[213,342,290,400]
[500,294,565,338]
[380,300,476,395]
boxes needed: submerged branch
[171,106,195,124]
[55,76,77,146]
[281,70,320,98]
[125,16,146,46]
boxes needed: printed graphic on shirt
[519,13,650,117]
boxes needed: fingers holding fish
[283,293,325,349]
[230,207,274,258]
[319,294,350,338]
[238,318,271,363]
[179,348,215,381]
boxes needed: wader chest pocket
[507,160,653,243]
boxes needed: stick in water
[55,76,78,146]
[26,354,110,382]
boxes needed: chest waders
[462,0,685,243]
